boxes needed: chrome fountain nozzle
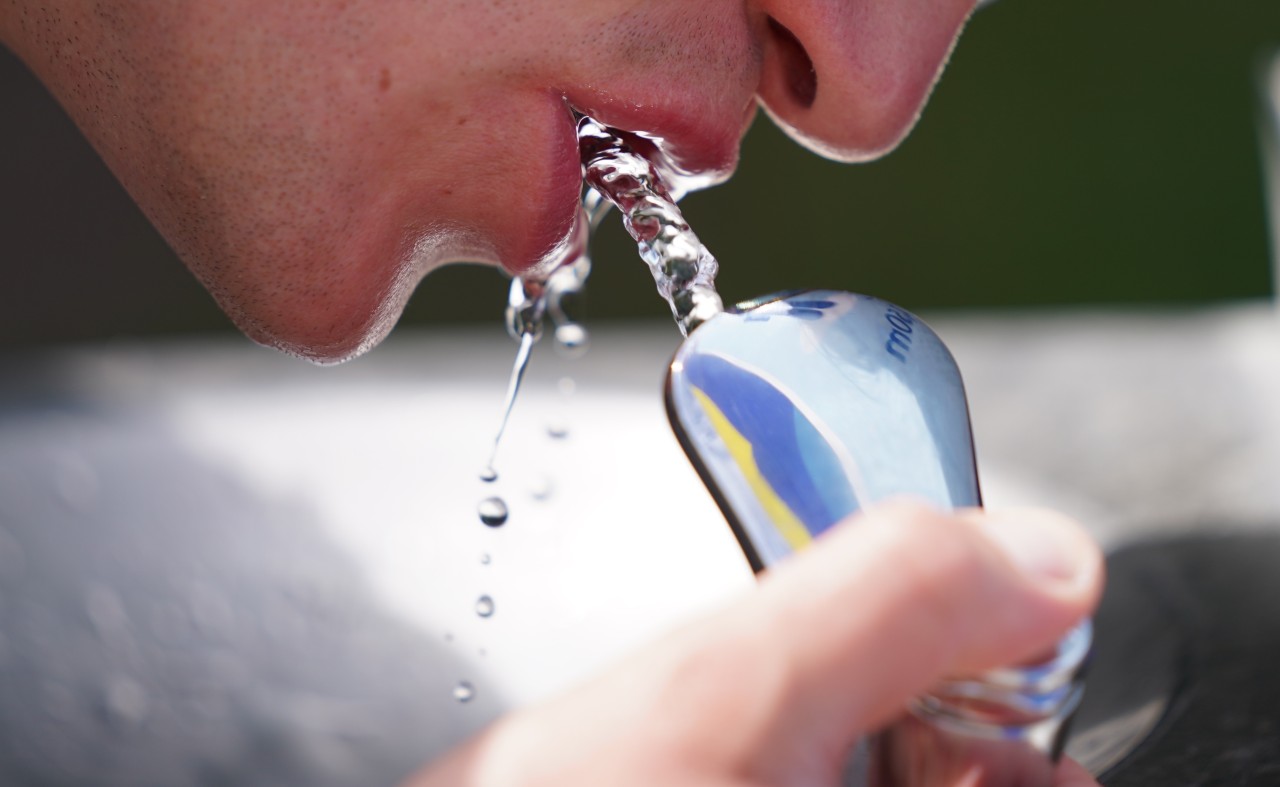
[665,289,1091,787]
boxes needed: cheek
[48,0,585,364]
[41,0,734,363]
[199,86,583,363]
[402,94,585,278]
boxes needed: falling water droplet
[478,497,509,527]
[480,553,491,565]
[475,595,495,618]
[485,329,537,474]
[554,323,589,357]
[546,423,569,440]
[529,476,553,501]
[558,377,577,397]
[479,466,498,483]
[453,681,475,703]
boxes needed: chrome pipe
[665,289,1091,786]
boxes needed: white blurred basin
[1,304,1278,784]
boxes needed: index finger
[746,501,1103,754]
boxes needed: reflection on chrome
[667,290,1092,787]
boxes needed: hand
[405,501,1104,786]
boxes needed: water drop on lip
[453,681,475,703]
[477,497,509,527]
[479,466,498,483]
[475,595,495,618]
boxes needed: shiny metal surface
[666,291,980,566]
[666,290,1089,786]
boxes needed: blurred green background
[2,0,1278,348]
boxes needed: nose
[753,0,978,162]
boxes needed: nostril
[766,17,816,109]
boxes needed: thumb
[745,500,1103,762]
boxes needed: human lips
[253,78,759,358]
[494,83,754,281]
[239,47,764,361]
[564,86,755,192]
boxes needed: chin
[230,295,401,366]
[215,248,425,366]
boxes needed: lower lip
[561,90,742,189]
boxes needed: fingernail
[976,512,1092,587]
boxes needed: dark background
[2,0,1278,349]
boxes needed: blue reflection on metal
[681,352,857,538]
[666,290,981,570]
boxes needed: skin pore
[2,0,973,362]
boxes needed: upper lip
[493,81,757,279]
[562,85,755,192]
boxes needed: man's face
[7,0,975,362]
